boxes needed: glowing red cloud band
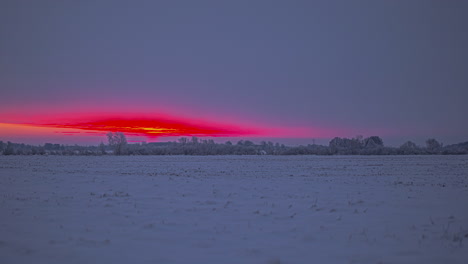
[32,117,263,138]
[1,111,343,142]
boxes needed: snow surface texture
[0,155,467,264]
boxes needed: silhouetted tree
[4,141,14,155]
[99,142,106,155]
[243,140,254,147]
[178,137,188,144]
[363,136,384,148]
[426,138,442,153]
[107,132,127,155]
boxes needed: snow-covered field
[0,155,467,264]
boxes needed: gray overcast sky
[1,0,467,145]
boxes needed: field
[1,155,467,264]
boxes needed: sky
[1,0,467,146]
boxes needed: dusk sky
[1,0,467,146]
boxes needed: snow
[0,155,467,264]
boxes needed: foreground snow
[0,155,467,264]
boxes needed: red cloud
[35,116,263,138]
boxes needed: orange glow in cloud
[0,122,104,144]
[0,123,75,137]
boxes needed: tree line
[1,133,467,156]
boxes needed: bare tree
[99,142,106,155]
[426,138,442,153]
[107,132,127,155]
[363,136,384,148]
[178,137,188,144]
[400,141,417,149]
[3,141,14,155]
